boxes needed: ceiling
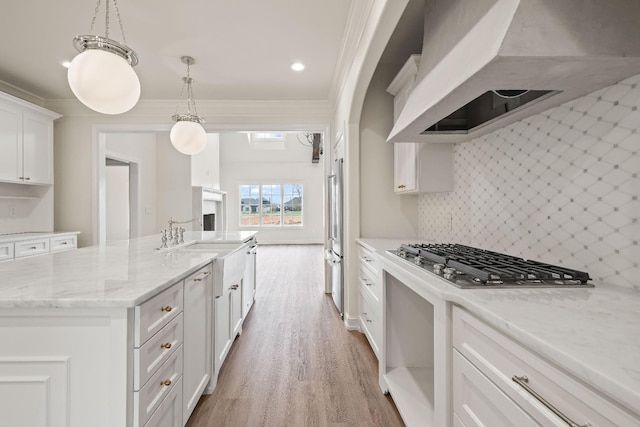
[0,0,353,102]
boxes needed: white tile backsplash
[418,74,640,290]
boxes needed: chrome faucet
[161,217,202,248]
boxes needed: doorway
[105,156,140,243]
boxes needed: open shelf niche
[384,271,435,425]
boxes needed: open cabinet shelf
[385,367,434,425]
[385,271,436,426]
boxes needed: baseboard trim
[344,314,361,331]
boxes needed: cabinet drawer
[14,238,49,258]
[358,262,381,304]
[50,235,77,252]
[358,244,380,278]
[135,283,184,347]
[0,243,14,261]
[359,286,382,357]
[453,349,539,427]
[144,377,183,427]
[134,313,183,390]
[134,345,183,427]
[453,306,638,427]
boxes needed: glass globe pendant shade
[68,49,141,115]
[170,120,207,155]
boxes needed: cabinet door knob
[161,305,173,312]
[230,284,239,290]
[397,184,406,189]
[161,342,172,349]
[161,379,172,386]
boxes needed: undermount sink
[178,242,236,254]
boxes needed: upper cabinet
[387,55,453,194]
[0,92,60,185]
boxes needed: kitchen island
[0,231,257,427]
[358,238,640,427]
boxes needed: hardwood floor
[186,244,404,427]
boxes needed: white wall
[219,132,324,244]
[105,165,130,242]
[191,133,221,190]
[156,132,193,231]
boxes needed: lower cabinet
[452,306,638,427]
[145,377,184,427]
[357,243,382,358]
[242,243,257,318]
[134,263,213,427]
[182,264,213,424]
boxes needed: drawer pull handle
[512,375,591,427]
[30,246,37,250]
[161,305,173,312]
[362,313,373,323]
[363,257,372,262]
[397,184,406,189]
[161,342,172,349]
[193,271,210,282]
[230,284,239,290]
[364,280,372,286]
[61,242,68,245]
[25,177,31,181]
[161,379,172,386]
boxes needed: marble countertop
[0,231,80,243]
[358,238,640,416]
[182,230,258,244]
[0,234,228,309]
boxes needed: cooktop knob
[443,267,457,280]
[414,255,424,265]
[433,263,445,274]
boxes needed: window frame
[239,183,304,228]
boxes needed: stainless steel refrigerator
[325,158,344,317]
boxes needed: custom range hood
[388,0,640,143]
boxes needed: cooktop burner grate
[394,243,592,288]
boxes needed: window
[247,132,286,150]
[240,184,303,227]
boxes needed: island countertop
[0,234,228,309]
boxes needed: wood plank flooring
[186,244,404,427]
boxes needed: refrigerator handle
[327,174,336,241]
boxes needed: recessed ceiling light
[61,60,72,68]
[290,62,305,72]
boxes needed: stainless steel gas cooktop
[388,243,593,289]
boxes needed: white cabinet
[357,243,382,358]
[183,264,213,424]
[0,101,22,183]
[242,242,257,318]
[452,306,639,427]
[214,284,231,375]
[0,92,59,185]
[0,242,14,261]
[393,142,453,193]
[387,55,453,194]
[145,377,183,427]
[14,238,49,258]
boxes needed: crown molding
[44,98,332,122]
[328,0,376,108]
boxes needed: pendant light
[68,0,140,115]
[170,56,207,155]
